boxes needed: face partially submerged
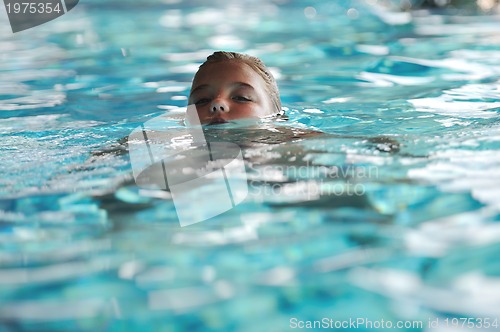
[188,60,275,125]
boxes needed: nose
[210,99,229,114]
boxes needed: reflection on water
[1,0,500,330]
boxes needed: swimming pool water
[1,0,500,331]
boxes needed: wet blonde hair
[195,51,282,114]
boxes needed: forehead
[192,60,266,88]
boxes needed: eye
[194,98,211,105]
[233,96,251,102]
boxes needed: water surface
[1,1,500,331]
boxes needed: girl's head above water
[188,51,281,125]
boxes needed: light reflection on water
[1,0,500,330]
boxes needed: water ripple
[1,0,500,329]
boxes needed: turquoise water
[1,0,500,331]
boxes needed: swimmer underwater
[183,50,398,150]
[94,50,400,159]
[90,50,401,211]
[184,51,323,146]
